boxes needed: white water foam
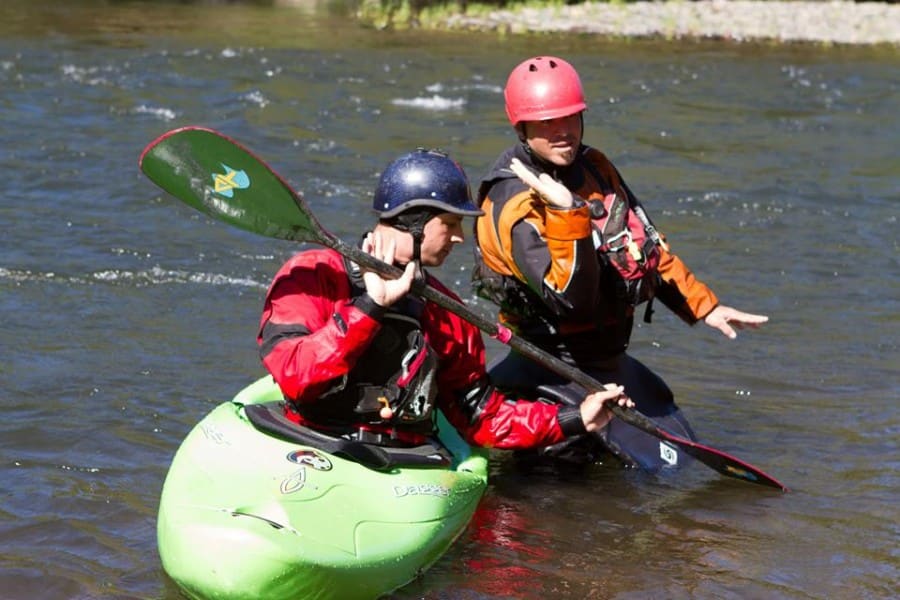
[391,95,465,110]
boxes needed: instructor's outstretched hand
[703,305,769,339]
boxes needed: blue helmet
[373,149,483,219]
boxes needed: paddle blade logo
[211,163,250,198]
[725,464,759,482]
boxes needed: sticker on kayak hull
[200,423,229,445]
[281,450,332,495]
[286,449,332,471]
[659,442,678,466]
[280,467,307,495]
[393,484,451,498]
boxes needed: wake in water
[0,266,268,289]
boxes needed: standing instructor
[473,56,768,469]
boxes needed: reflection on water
[1,1,897,599]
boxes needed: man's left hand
[361,231,415,308]
[704,305,769,339]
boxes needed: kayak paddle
[139,126,787,491]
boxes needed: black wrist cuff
[557,405,588,437]
[353,293,388,321]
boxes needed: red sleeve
[453,388,569,449]
[258,251,381,403]
[421,279,568,449]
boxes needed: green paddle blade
[139,126,328,245]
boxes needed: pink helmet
[504,56,587,126]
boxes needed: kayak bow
[157,376,489,600]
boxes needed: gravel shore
[437,1,900,45]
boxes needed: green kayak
[157,376,489,600]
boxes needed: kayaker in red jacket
[473,56,769,469]
[258,149,632,450]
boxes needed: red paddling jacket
[258,248,587,449]
[474,144,719,365]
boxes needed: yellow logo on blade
[725,465,758,481]
[211,164,250,198]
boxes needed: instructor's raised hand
[509,157,576,209]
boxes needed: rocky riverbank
[434,1,900,45]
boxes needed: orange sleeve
[656,243,719,322]
[538,202,592,293]
[543,202,591,240]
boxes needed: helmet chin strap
[515,123,527,142]
[399,226,425,280]
[410,227,424,264]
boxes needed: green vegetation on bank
[356,0,574,29]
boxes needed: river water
[1,1,897,599]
